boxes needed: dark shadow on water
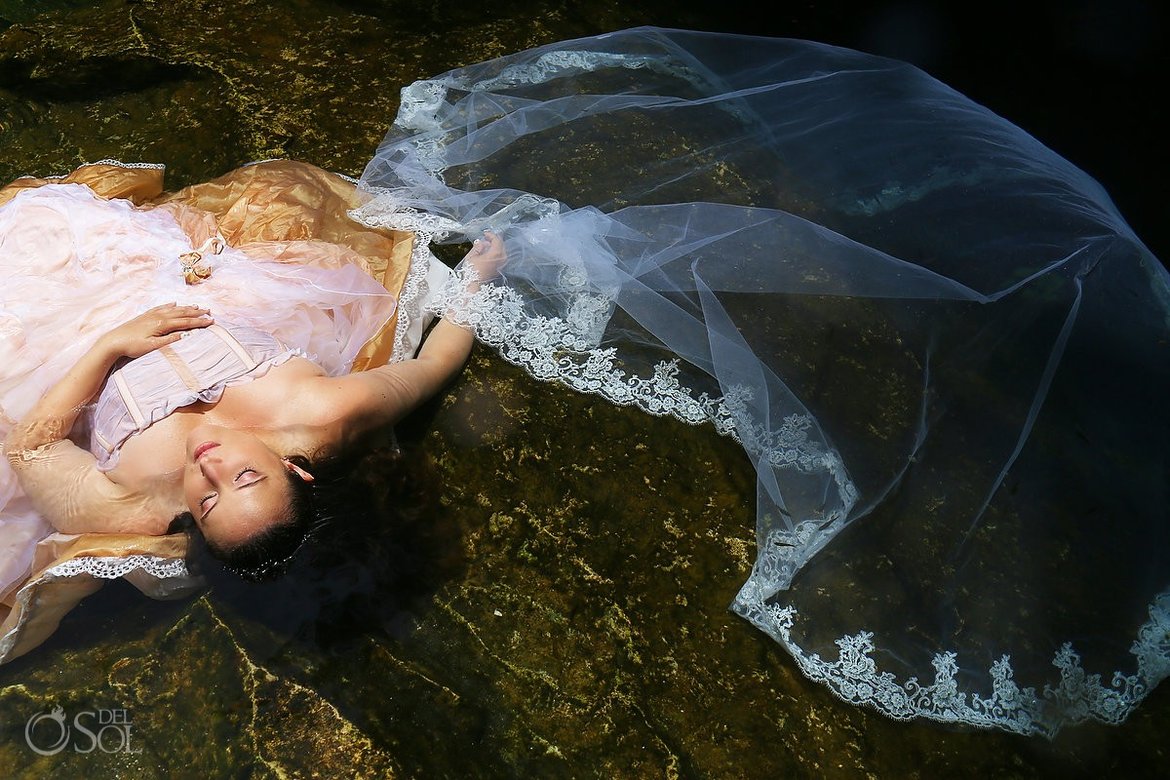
[0,56,198,102]
[0,579,192,682]
[194,417,467,664]
[0,416,467,683]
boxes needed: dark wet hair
[170,454,322,582]
[168,423,462,652]
[213,454,319,580]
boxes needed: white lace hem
[0,555,192,663]
[41,554,189,582]
[13,158,166,182]
[347,196,452,362]
[733,588,1170,738]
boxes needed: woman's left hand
[465,231,507,281]
[96,303,214,358]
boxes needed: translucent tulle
[352,27,1170,736]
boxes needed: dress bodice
[87,323,302,471]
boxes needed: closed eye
[199,492,217,518]
[198,469,266,520]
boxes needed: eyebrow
[201,474,269,520]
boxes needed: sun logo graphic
[24,705,69,756]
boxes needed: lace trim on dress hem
[84,159,166,171]
[0,555,191,662]
[12,158,166,182]
[732,588,1170,739]
[392,221,441,362]
[347,193,453,362]
[43,554,189,581]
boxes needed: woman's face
[183,424,305,549]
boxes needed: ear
[282,458,315,483]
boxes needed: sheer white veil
[351,27,1170,736]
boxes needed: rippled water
[1,2,1167,777]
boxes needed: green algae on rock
[3,2,1170,778]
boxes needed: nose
[198,454,232,484]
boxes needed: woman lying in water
[4,236,504,579]
[0,161,504,584]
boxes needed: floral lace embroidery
[350,194,461,242]
[388,237,437,363]
[732,591,1170,739]
[423,266,722,419]
[348,195,456,362]
[396,79,450,134]
[395,51,710,178]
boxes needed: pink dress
[0,173,400,605]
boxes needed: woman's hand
[465,231,507,282]
[7,303,213,457]
[96,303,214,359]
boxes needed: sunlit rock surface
[1,2,1167,777]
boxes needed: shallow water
[1,1,1168,777]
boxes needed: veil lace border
[353,195,1170,738]
[735,587,1170,739]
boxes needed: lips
[193,441,220,460]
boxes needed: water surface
[1,1,1166,777]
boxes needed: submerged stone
[1,2,1167,777]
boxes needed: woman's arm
[3,304,212,534]
[5,440,167,534]
[299,232,506,440]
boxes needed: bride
[0,160,501,653]
[4,240,503,577]
[3,27,1167,738]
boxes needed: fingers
[471,231,501,252]
[148,304,214,335]
[170,316,215,331]
[150,303,211,316]
[159,315,214,334]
